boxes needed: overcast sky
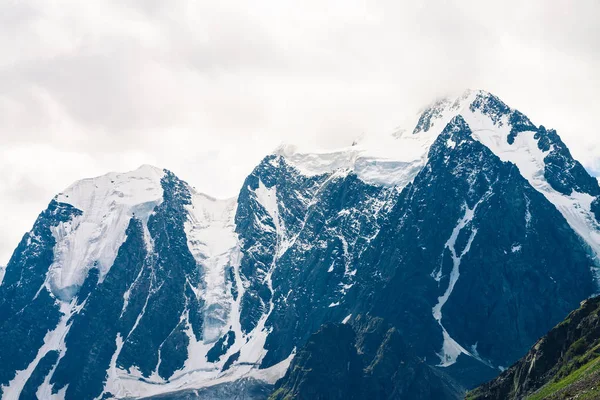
[1,0,599,264]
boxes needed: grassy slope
[466,297,600,400]
[526,353,600,400]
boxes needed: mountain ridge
[1,89,599,399]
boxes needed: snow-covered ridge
[102,180,293,398]
[274,131,430,190]
[275,90,479,190]
[307,87,600,274]
[417,90,600,367]
[460,97,600,269]
[47,164,165,300]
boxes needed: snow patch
[99,334,124,398]
[432,190,492,367]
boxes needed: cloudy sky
[1,0,599,264]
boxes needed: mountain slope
[0,168,293,399]
[351,113,595,374]
[1,90,599,399]
[270,315,464,400]
[468,296,600,400]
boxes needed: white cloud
[1,0,599,263]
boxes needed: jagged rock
[468,296,600,400]
[270,315,464,400]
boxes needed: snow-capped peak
[272,90,481,189]
[275,90,600,273]
[54,164,164,209]
[48,165,165,300]
[410,89,476,136]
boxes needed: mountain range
[1,89,599,400]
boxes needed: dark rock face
[260,169,392,368]
[117,171,203,380]
[49,220,148,399]
[264,113,598,398]
[0,171,209,400]
[468,296,600,400]
[20,350,60,400]
[270,315,464,400]
[235,155,330,334]
[352,116,594,372]
[46,171,205,400]
[271,323,364,400]
[0,200,81,398]
[231,153,396,370]
[469,92,510,125]
[206,330,236,363]
[413,97,456,135]
[534,126,600,197]
[507,110,536,144]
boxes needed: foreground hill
[468,296,600,400]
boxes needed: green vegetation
[526,355,600,400]
[269,388,293,400]
[467,297,600,400]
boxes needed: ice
[98,334,124,399]
[438,328,472,368]
[276,128,438,191]
[47,165,164,300]
[254,180,286,252]
[248,351,295,384]
[184,191,238,343]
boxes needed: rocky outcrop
[468,296,600,400]
[270,315,464,400]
